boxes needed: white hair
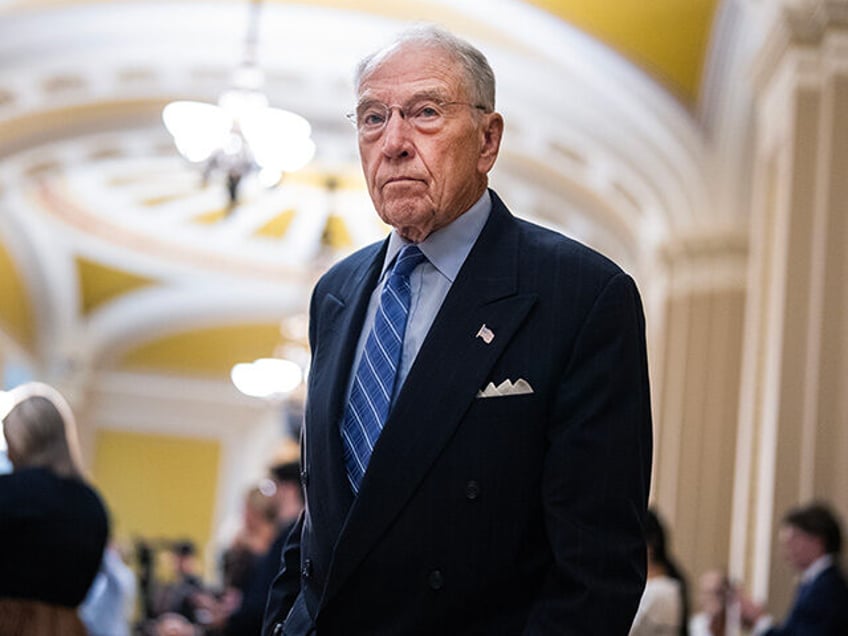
[354,24,496,111]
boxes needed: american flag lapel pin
[476,324,495,344]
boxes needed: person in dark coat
[0,382,109,635]
[263,24,652,636]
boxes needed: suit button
[272,623,284,636]
[300,470,309,487]
[464,480,481,500]
[428,570,444,590]
[302,558,313,579]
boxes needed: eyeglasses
[346,97,488,140]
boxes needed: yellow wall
[92,429,221,574]
[118,323,283,377]
[0,242,35,351]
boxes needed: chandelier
[231,322,311,400]
[162,0,315,209]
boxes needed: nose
[380,108,414,159]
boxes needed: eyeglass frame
[345,96,490,138]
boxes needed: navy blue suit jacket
[765,564,848,635]
[264,191,652,635]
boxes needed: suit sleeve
[525,271,652,634]
[261,512,304,635]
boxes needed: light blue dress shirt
[346,191,492,405]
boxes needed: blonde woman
[0,382,109,635]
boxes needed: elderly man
[264,25,652,635]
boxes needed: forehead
[780,524,817,545]
[358,43,466,102]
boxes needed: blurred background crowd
[3,383,847,635]
[0,382,305,635]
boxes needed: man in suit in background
[264,24,652,635]
[741,502,848,635]
[221,458,304,635]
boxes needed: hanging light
[231,357,303,399]
[231,325,310,400]
[162,0,315,209]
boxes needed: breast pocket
[467,391,540,423]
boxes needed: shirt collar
[801,553,834,585]
[382,190,492,281]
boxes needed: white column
[731,0,848,616]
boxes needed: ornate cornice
[753,0,848,91]
[786,0,848,43]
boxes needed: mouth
[382,177,424,187]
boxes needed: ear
[477,112,504,174]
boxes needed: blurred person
[266,457,305,532]
[150,611,201,636]
[689,570,740,636]
[197,453,305,635]
[153,540,206,624]
[0,382,110,635]
[79,540,138,636]
[739,501,848,635]
[264,23,652,636]
[630,508,690,636]
[221,484,279,594]
[223,458,303,635]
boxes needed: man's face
[779,524,825,571]
[355,43,503,243]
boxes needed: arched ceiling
[0,0,723,384]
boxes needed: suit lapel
[321,195,537,606]
[307,242,387,545]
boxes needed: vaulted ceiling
[0,0,721,385]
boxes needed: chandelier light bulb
[231,358,303,398]
[161,1,316,208]
[162,101,233,163]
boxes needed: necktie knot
[391,244,426,280]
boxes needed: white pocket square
[476,378,534,398]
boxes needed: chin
[379,202,432,232]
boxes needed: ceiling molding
[0,0,722,381]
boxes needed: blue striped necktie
[341,244,427,493]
